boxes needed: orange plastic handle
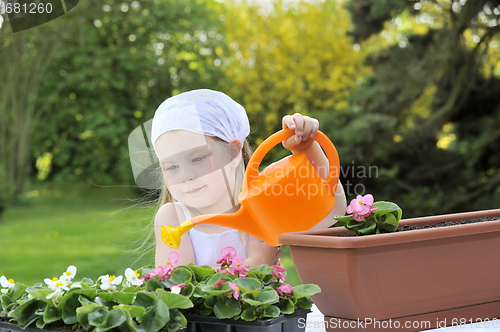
[246,128,340,197]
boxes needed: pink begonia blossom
[217,246,237,267]
[227,255,249,278]
[214,280,226,289]
[346,194,379,221]
[277,284,294,297]
[228,282,240,300]
[140,253,178,282]
[271,265,286,283]
[170,283,185,294]
[165,252,179,270]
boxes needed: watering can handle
[246,128,340,197]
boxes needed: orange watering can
[161,128,340,249]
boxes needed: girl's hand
[245,235,281,267]
[282,113,319,154]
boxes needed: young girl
[150,89,346,268]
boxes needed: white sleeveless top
[174,202,249,267]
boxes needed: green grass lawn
[0,181,302,287]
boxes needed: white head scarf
[151,89,250,157]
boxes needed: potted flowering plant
[279,194,500,331]
[0,247,320,332]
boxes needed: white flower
[1,289,8,294]
[100,275,123,291]
[170,286,181,294]
[0,276,15,289]
[44,277,69,292]
[60,265,77,281]
[46,288,65,303]
[125,268,143,287]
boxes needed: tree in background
[0,11,76,213]
[320,0,500,217]
[218,0,369,163]
[30,0,228,189]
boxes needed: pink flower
[217,246,237,267]
[346,194,379,221]
[165,252,179,270]
[227,255,249,278]
[170,283,185,294]
[277,284,294,297]
[271,265,286,283]
[228,282,240,300]
[214,280,226,289]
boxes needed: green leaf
[263,305,280,318]
[206,271,223,285]
[146,278,164,292]
[43,303,62,324]
[278,298,294,314]
[372,201,400,211]
[58,289,96,324]
[133,291,157,310]
[95,308,127,332]
[113,305,146,318]
[187,264,215,282]
[11,283,28,302]
[76,304,104,330]
[213,297,241,319]
[9,298,46,328]
[379,213,399,232]
[156,288,193,309]
[165,308,187,332]
[241,290,278,306]
[240,307,256,321]
[28,289,54,303]
[89,307,109,327]
[292,284,321,300]
[235,277,261,293]
[137,298,170,332]
[98,291,137,305]
[170,267,192,284]
[358,219,377,234]
[36,316,46,329]
[296,297,313,309]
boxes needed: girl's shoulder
[154,202,187,227]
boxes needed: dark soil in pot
[341,216,500,237]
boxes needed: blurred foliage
[29,0,228,190]
[218,0,370,152]
[325,0,500,217]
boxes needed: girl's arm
[244,235,281,268]
[282,114,348,228]
[154,202,197,267]
[291,140,347,228]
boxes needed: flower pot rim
[183,308,311,327]
[279,208,500,248]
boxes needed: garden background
[1,0,499,287]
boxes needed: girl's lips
[186,186,206,194]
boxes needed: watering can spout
[161,206,261,249]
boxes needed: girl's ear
[228,139,242,167]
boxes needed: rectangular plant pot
[278,208,500,324]
[180,309,311,332]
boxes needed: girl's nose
[179,165,198,183]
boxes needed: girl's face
[155,130,241,210]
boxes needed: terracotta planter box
[279,208,500,329]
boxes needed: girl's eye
[193,156,207,162]
[165,165,177,172]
